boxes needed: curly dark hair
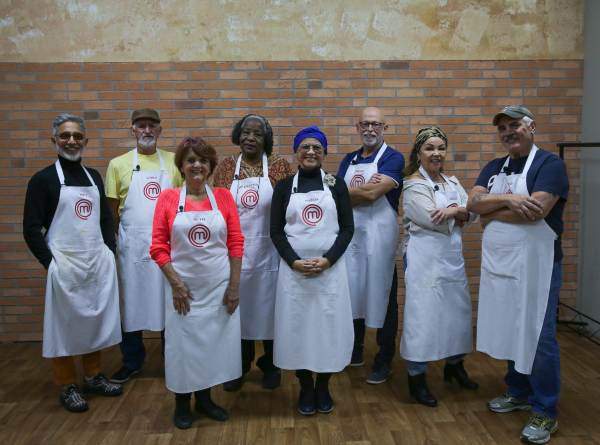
[230,114,274,155]
[174,137,219,180]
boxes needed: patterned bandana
[414,127,448,152]
[293,126,328,154]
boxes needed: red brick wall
[0,60,582,342]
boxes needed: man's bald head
[357,107,388,152]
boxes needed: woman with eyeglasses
[212,115,292,392]
[270,126,354,416]
[399,127,478,408]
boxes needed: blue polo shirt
[337,142,405,214]
[474,147,569,262]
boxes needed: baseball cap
[492,105,534,126]
[131,108,161,125]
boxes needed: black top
[270,166,354,268]
[23,156,116,270]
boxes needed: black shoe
[223,375,244,392]
[444,360,479,390]
[60,384,89,413]
[348,348,364,367]
[82,373,124,397]
[408,373,437,407]
[297,377,316,416]
[262,369,281,389]
[315,381,333,413]
[174,398,192,429]
[109,366,140,384]
[194,399,229,421]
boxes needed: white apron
[274,170,354,372]
[43,160,121,358]
[229,153,279,340]
[400,167,473,362]
[118,149,173,332]
[343,143,400,328]
[164,184,242,393]
[476,146,556,374]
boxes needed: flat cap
[131,108,161,125]
[492,105,533,126]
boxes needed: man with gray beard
[23,113,123,413]
[105,108,182,384]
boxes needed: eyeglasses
[298,144,324,153]
[57,132,85,141]
[358,121,385,130]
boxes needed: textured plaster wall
[0,0,585,63]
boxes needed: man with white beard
[105,108,182,384]
[23,113,123,412]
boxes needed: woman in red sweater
[150,137,244,430]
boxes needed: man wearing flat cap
[467,105,569,444]
[106,108,183,383]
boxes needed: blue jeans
[353,267,399,366]
[505,260,562,418]
[119,328,165,370]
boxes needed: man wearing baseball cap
[467,105,569,444]
[106,108,183,383]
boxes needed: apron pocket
[242,236,279,272]
[482,240,523,282]
[130,227,153,263]
[54,247,105,287]
[433,248,466,284]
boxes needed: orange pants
[51,351,102,386]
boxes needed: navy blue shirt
[475,148,569,262]
[337,143,405,214]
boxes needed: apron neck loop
[418,166,456,193]
[234,152,268,180]
[291,169,329,195]
[178,183,218,213]
[355,142,388,165]
[501,145,538,178]
[133,148,166,172]
[55,159,94,187]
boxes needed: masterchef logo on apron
[143,182,161,200]
[75,199,92,220]
[188,224,211,247]
[447,203,458,208]
[302,204,323,226]
[350,174,365,187]
[241,189,259,209]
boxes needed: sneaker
[60,384,89,413]
[366,362,393,384]
[348,350,364,367]
[109,366,140,384]
[520,412,558,444]
[82,373,124,397]
[488,394,532,413]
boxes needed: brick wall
[0,60,582,342]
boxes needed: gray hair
[53,114,85,135]
[523,116,533,126]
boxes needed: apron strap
[55,159,94,187]
[133,148,167,172]
[178,183,219,213]
[291,169,331,195]
[262,152,268,179]
[234,152,268,180]
[418,166,457,193]
[351,142,388,165]
[206,184,218,210]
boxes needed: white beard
[56,143,83,161]
[138,137,157,149]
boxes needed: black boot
[173,393,193,429]
[315,375,333,413]
[223,361,251,392]
[296,372,316,416]
[194,388,229,421]
[407,373,437,407]
[443,360,479,390]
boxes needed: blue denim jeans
[119,328,165,370]
[353,267,399,365]
[505,260,562,418]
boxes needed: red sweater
[150,187,244,268]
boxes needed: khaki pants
[51,351,102,386]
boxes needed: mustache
[503,134,519,143]
[363,132,377,137]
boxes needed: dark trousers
[295,369,332,383]
[174,387,211,403]
[353,266,399,365]
[119,327,165,370]
[241,339,278,374]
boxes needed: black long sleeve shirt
[23,156,116,270]
[270,166,354,268]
